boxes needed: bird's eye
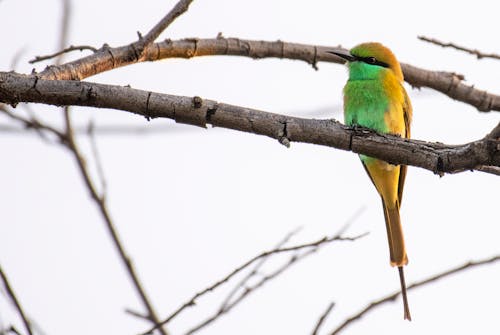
[366,57,377,64]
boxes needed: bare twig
[87,120,108,198]
[329,255,500,335]
[312,302,335,335]
[62,108,168,335]
[140,231,368,335]
[29,45,98,64]
[125,308,152,322]
[135,0,194,57]
[218,227,302,310]
[57,0,72,65]
[184,247,319,335]
[52,2,169,333]
[0,104,66,143]
[5,326,22,335]
[418,36,500,60]
[0,265,34,335]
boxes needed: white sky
[1,1,499,335]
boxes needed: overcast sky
[1,1,499,335]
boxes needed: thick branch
[37,37,500,112]
[1,72,498,175]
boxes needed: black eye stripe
[357,56,389,68]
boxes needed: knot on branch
[278,121,290,148]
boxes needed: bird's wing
[397,86,413,206]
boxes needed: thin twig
[418,36,500,60]
[0,104,66,143]
[125,308,152,322]
[140,231,368,335]
[62,108,168,335]
[87,120,108,198]
[29,45,98,64]
[0,265,34,335]
[6,326,22,335]
[54,2,169,333]
[311,302,335,335]
[184,247,318,335]
[329,255,500,335]
[135,0,194,57]
[218,227,302,311]
[57,0,72,65]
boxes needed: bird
[327,42,413,320]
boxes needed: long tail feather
[398,266,412,321]
[382,200,411,320]
[382,203,408,266]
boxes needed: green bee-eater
[328,43,413,320]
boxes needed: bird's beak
[326,49,357,62]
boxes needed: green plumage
[343,62,390,134]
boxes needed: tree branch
[134,0,194,57]
[1,72,498,175]
[36,37,500,113]
[311,302,335,335]
[0,264,34,335]
[184,243,319,335]
[329,255,500,335]
[29,45,98,64]
[62,108,169,335]
[418,36,500,60]
[140,231,367,335]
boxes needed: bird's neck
[348,62,386,81]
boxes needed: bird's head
[327,42,403,82]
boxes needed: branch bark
[36,37,500,112]
[1,72,498,175]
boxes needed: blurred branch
[418,36,500,60]
[1,73,498,175]
[62,107,168,335]
[87,120,108,197]
[37,37,500,113]
[0,264,33,335]
[0,103,168,335]
[10,47,27,71]
[311,302,335,335]
[0,104,66,143]
[54,2,168,334]
[57,0,71,65]
[329,255,500,335]
[140,229,368,335]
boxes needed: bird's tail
[382,203,407,266]
[382,201,411,321]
